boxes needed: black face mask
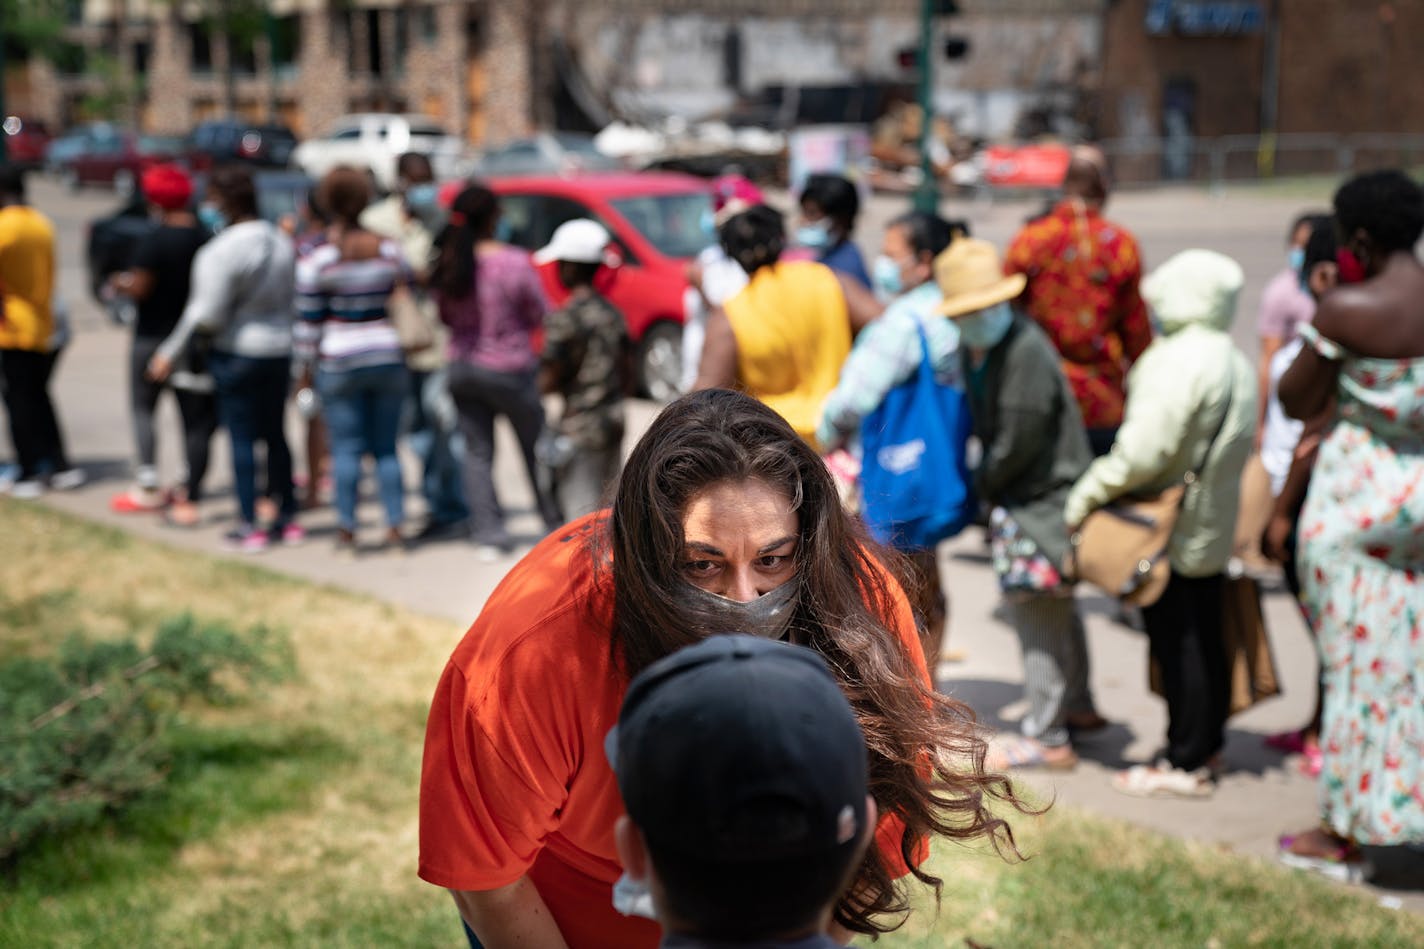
[679,579,799,641]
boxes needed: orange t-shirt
[418,512,931,949]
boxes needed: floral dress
[1296,323,1424,845]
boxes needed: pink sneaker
[223,527,269,554]
[272,523,306,546]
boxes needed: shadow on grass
[3,721,349,894]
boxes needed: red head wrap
[141,163,193,211]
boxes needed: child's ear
[613,815,649,882]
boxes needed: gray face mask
[679,578,799,641]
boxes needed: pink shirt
[1256,267,1315,343]
[439,244,549,373]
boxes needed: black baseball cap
[609,634,871,938]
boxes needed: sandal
[164,500,201,528]
[110,488,168,513]
[985,734,1078,772]
[1112,761,1215,799]
[1278,829,1371,884]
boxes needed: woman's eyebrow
[684,541,725,556]
[758,536,798,555]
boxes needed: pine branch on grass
[0,614,292,864]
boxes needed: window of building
[366,9,384,76]
[272,15,301,69]
[393,8,410,75]
[419,6,439,46]
[191,25,213,74]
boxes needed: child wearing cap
[534,219,631,520]
[611,634,874,948]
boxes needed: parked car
[86,171,314,310]
[186,120,298,171]
[59,128,184,195]
[486,172,713,401]
[43,123,104,174]
[291,113,464,191]
[2,115,52,171]
[471,132,621,177]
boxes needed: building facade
[10,0,1424,167]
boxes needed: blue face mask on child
[957,302,1015,350]
[795,220,832,250]
[1288,246,1306,275]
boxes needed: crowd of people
[2,148,1421,942]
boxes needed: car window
[608,193,712,259]
[409,123,446,138]
[330,126,362,141]
[497,195,538,249]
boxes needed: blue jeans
[406,368,468,525]
[208,350,295,528]
[318,362,408,531]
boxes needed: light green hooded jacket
[1064,249,1257,577]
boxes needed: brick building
[14,0,1103,144]
[10,0,1424,164]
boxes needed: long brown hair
[604,388,1027,936]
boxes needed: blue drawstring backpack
[859,324,975,550]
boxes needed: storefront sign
[1146,0,1265,36]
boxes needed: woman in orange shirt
[419,389,1025,947]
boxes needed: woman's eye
[757,555,790,569]
[682,560,717,575]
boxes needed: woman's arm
[1278,341,1339,421]
[835,271,884,334]
[692,305,738,391]
[1255,334,1283,445]
[450,878,570,949]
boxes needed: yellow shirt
[724,261,851,444]
[0,205,56,352]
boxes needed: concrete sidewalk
[24,176,1420,911]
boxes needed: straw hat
[934,238,1027,318]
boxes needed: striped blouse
[294,237,409,373]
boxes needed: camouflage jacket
[541,291,630,449]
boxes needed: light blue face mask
[197,204,227,233]
[404,182,439,213]
[1288,246,1306,274]
[494,217,513,242]
[795,220,832,250]
[872,254,904,300]
[957,302,1015,350]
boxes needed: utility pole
[912,0,937,213]
[0,2,8,165]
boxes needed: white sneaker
[49,468,86,491]
[9,479,45,499]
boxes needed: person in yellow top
[0,165,74,496]
[693,203,881,443]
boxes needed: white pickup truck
[291,113,467,191]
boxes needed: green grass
[0,499,1418,947]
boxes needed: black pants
[1087,426,1119,458]
[130,336,218,500]
[0,347,69,479]
[1142,571,1229,771]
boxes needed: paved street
[20,174,1421,908]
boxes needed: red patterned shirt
[1004,200,1153,430]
